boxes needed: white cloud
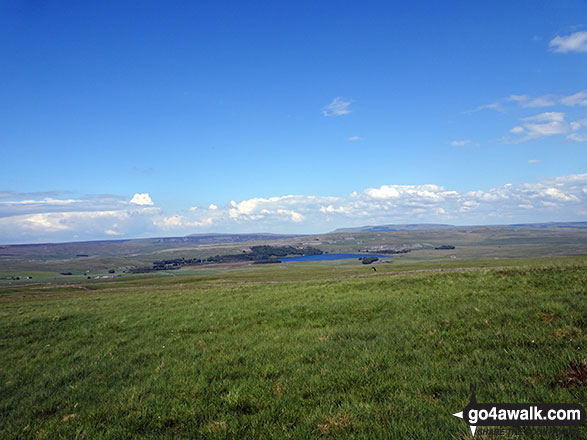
[507,95,528,103]
[560,90,587,107]
[508,112,587,142]
[1,175,586,243]
[527,159,541,164]
[479,90,586,116]
[209,204,218,210]
[320,205,349,214]
[0,194,161,243]
[523,112,565,123]
[507,94,556,108]
[322,97,352,116]
[348,136,362,141]
[469,102,503,113]
[450,140,471,146]
[130,193,154,206]
[567,132,587,142]
[570,118,587,130]
[153,215,214,230]
[549,31,587,53]
[0,209,155,235]
[277,209,304,222]
[525,96,556,107]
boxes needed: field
[1,254,586,439]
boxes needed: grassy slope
[1,257,586,439]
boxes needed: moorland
[1,224,586,439]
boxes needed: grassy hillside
[1,257,585,439]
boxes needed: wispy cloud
[322,97,352,116]
[468,102,503,113]
[567,132,587,142]
[507,94,556,108]
[560,90,587,107]
[549,31,587,53]
[506,112,587,142]
[450,139,471,146]
[348,136,362,142]
[475,90,587,113]
[0,190,69,200]
[527,159,541,164]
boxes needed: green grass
[1,257,586,439]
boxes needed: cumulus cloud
[163,175,586,234]
[549,31,587,53]
[322,97,352,116]
[0,193,161,243]
[153,215,214,230]
[1,176,586,243]
[0,207,159,242]
[130,193,154,205]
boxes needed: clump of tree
[360,248,412,255]
[434,245,455,250]
[361,257,379,264]
[128,266,159,274]
[252,259,282,264]
[204,246,322,264]
[130,246,323,273]
[248,245,322,258]
[151,257,203,271]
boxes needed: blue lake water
[279,253,390,263]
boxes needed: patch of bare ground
[560,360,587,388]
[317,412,355,436]
[42,284,90,290]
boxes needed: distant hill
[508,222,587,229]
[332,221,587,233]
[0,233,301,260]
[184,233,302,243]
[332,224,456,233]
[2,223,586,263]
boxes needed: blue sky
[1,1,586,243]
